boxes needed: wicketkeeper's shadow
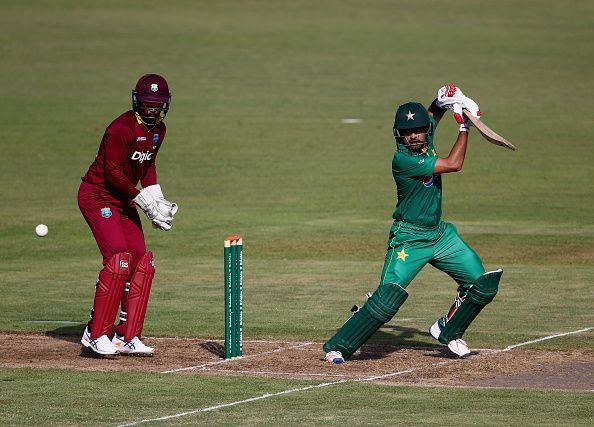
[350,326,442,361]
[46,325,87,343]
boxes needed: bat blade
[463,109,516,151]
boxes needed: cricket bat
[463,108,516,151]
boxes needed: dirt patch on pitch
[1,332,592,391]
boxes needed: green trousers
[380,220,485,290]
[323,220,487,358]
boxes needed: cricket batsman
[324,84,503,363]
[78,74,177,356]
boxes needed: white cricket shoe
[447,338,471,358]
[324,350,345,364]
[81,327,120,356]
[112,334,154,356]
[429,318,471,358]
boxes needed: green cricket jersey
[392,116,442,227]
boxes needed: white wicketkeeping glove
[146,184,178,220]
[151,217,172,231]
[133,186,173,231]
[435,84,481,123]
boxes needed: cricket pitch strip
[1,332,592,391]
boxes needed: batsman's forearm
[434,131,469,174]
[447,131,469,171]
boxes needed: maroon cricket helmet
[132,74,171,128]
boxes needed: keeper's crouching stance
[79,74,177,356]
[324,85,503,363]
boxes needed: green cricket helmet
[393,102,430,135]
[392,102,433,151]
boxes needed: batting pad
[122,251,155,341]
[90,252,132,338]
[438,269,503,344]
[323,283,408,359]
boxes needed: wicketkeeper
[324,84,503,363]
[78,74,177,356]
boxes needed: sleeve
[141,161,157,187]
[104,129,141,198]
[393,153,437,178]
[141,124,164,188]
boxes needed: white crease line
[148,337,321,344]
[120,360,456,427]
[202,368,350,378]
[117,380,349,427]
[358,361,452,382]
[119,326,592,426]
[161,342,315,374]
[501,327,593,351]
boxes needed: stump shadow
[200,341,226,358]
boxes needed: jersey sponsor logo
[422,176,435,187]
[119,260,129,269]
[136,136,147,141]
[100,207,112,218]
[152,134,159,145]
[131,150,153,163]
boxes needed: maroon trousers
[78,182,148,338]
[78,182,146,268]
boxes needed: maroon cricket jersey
[82,110,166,203]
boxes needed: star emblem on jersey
[397,248,409,261]
[406,111,415,121]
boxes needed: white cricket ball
[35,224,48,237]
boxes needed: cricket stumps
[224,236,243,359]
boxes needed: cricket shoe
[81,327,120,356]
[429,318,471,358]
[447,339,471,358]
[324,350,345,364]
[112,334,154,356]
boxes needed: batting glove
[435,84,481,123]
[458,110,472,133]
[459,121,471,133]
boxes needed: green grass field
[1,0,593,425]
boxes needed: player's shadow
[45,324,86,343]
[45,324,109,357]
[350,325,444,361]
